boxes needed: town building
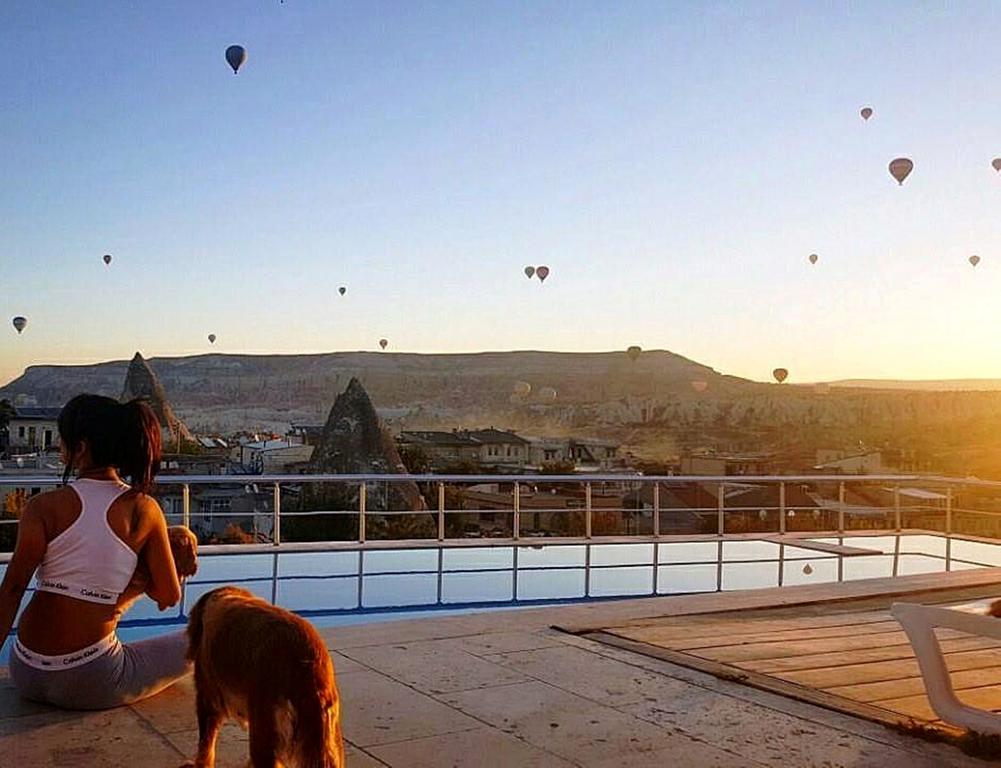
[398,429,530,470]
[6,406,61,453]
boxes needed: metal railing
[3,472,1001,561]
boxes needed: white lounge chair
[892,600,1001,734]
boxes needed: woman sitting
[0,394,197,709]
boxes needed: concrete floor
[5,568,1001,767]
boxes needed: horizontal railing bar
[0,472,936,486]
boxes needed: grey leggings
[9,630,190,710]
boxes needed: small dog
[181,586,345,768]
[117,526,199,615]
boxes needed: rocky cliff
[309,377,426,512]
[120,352,194,444]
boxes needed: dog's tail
[295,688,345,768]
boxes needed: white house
[7,407,61,453]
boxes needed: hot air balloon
[379,338,388,350]
[803,563,814,576]
[103,254,112,266]
[860,107,873,121]
[536,266,550,283]
[773,368,789,383]
[690,380,708,393]
[208,334,216,344]
[12,316,26,334]
[538,386,557,402]
[970,255,981,267]
[888,158,913,185]
[626,345,641,361]
[225,45,247,74]
[808,253,818,265]
[524,266,535,279]
[513,381,531,397]
[339,286,347,296]
[993,158,1001,173]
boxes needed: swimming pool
[3,533,999,662]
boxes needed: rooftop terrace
[6,568,1001,767]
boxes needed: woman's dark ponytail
[58,393,162,492]
[117,398,161,494]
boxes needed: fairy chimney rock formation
[120,352,194,445]
[309,378,425,511]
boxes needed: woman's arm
[136,497,182,611]
[0,500,47,641]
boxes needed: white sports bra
[35,479,139,605]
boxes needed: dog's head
[168,526,199,579]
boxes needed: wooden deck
[581,584,1001,734]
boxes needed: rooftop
[4,569,998,767]
[9,406,61,421]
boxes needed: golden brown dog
[181,586,345,768]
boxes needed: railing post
[181,483,190,529]
[585,482,592,539]
[358,483,366,544]
[779,482,786,535]
[653,482,660,538]
[272,482,281,546]
[437,482,445,542]
[946,487,953,535]
[717,482,725,536]
[894,484,901,531]
[513,482,520,540]
[838,481,845,534]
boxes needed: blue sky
[3,1,1001,386]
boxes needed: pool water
[3,534,998,663]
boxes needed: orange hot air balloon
[808,253,818,265]
[536,266,550,282]
[860,107,873,121]
[379,338,388,350]
[690,380,708,393]
[626,345,641,361]
[969,255,981,267]
[888,158,913,185]
[773,368,789,383]
[524,266,535,279]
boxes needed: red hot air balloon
[772,368,789,383]
[379,338,388,350]
[536,266,550,282]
